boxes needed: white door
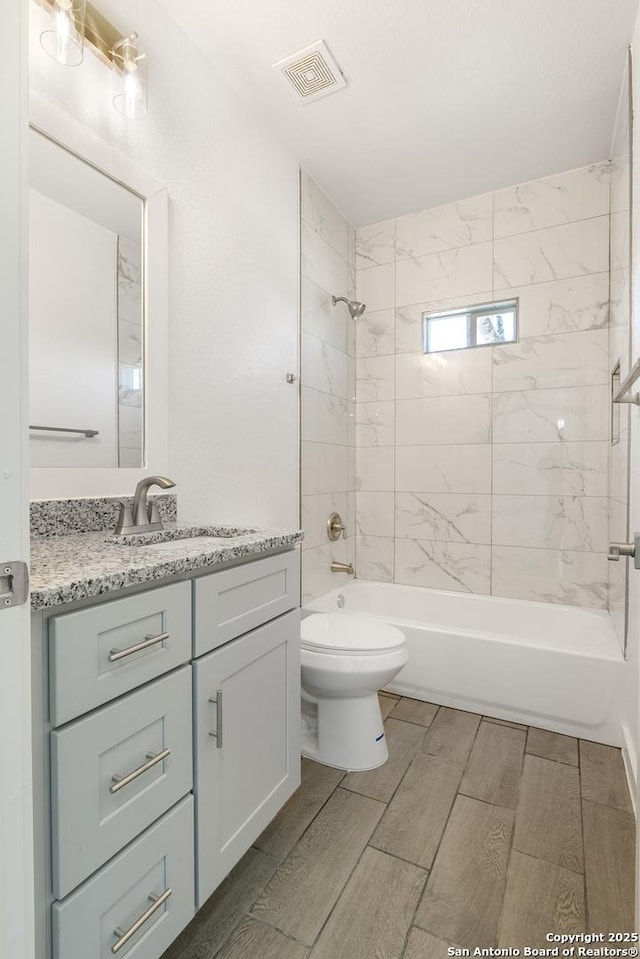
[0,1,34,957]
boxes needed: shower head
[332,295,366,319]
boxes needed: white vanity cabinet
[193,609,300,905]
[32,547,301,959]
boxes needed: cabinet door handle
[208,691,223,748]
[109,632,169,663]
[110,748,171,794]
[112,888,172,954]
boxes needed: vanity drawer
[49,581,191,726]
[51,667,192,900]
[53,796,194,959]
[194,549,299,656]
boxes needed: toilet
[300,613,408,771]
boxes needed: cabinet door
[193,610,300,906]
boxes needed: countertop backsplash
[30,494,178,538]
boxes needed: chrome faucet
[115,475,176,534]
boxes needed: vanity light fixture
[111,33,148,119]
[40,0,86,66]
[36,0,148,118]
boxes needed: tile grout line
[578,741,590,933]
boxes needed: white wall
[29,0,300,527]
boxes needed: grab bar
[612,359,640,405]
[30,424,99,438]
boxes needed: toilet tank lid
[301,613,406,653]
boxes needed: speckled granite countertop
[30,524,303,611]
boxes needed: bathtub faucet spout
[331,561,355,575]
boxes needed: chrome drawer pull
[208,691,223,748]
[110,748,171,794]
[109,632,169,663]
[111,888,172,954]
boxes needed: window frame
[422,298,519,354]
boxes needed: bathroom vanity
[30,516,302,959]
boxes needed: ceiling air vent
[273,40,347,103]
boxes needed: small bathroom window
[422,299,518,353]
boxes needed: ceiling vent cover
[273,40,347,103]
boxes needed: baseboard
[621,722,637,818]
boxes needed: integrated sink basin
[108,525,259,547]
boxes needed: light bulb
[112,34,148,119]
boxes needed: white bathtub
[304,580,626,746]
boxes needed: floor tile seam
[480,801,516,950]
[456,788,519,812]
[580,792,635,815]
[581,795,636,818]
[510,840,586,878]
[578,762,590,935]
[394,866,432,959]
[252,774,346,865]
[365,839,432,873]
[387,711,439,729]
[244,912,316,951]
[301,814,391,953]
[524,747,579,767]
[414,761,468,890]
[376,732,439,809]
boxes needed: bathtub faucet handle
[327,512,347,541]
[608,536,640,567]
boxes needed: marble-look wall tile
[356,220,396,268]
[355,491,395,537]
[494,273,609,339]
[301,331,348,398]
[492,329,609,393]
[396,348,492,399]
[493,163,609,238]
[302,541,351,604]
[395,492,491,544]
[356,447,395,492]
[493,216,608,289]
[493,385,609,443]
[302,442,347,496]
[395,539,491,594]
[355,535,394,582]
[396,394,492,446]
[301,170,349,259]
[302,276,348,353]
[356,262,396,312]
[356,308,395,358]
[302,387,349,446]
[395,445,492,494]
[355,356,395,403]
[492,495,608,552]
[302,221,348,296]
[492,546,608,608]
[356,401,395,447]
[395,193,493,260]
[396,242,493,307]
[302,492,349,551]
[119,318,143,366]
[493,442,608,497]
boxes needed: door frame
[0,1,34,957]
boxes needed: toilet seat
[301,613,406,655]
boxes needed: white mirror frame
[29,95,169,499]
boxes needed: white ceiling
[158,0,639,226]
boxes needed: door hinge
[0,561,29,609]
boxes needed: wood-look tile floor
[163,696,635,959]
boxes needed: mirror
[29,128,145,469]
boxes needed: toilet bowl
[300,613,408,771]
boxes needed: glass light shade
[40,0,86,67]
[112,35,148,119]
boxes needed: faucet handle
[114,501,135,535]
